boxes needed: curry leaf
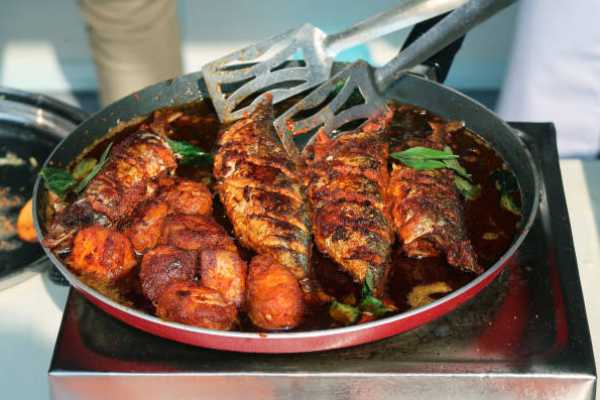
[71,158,97,180]
[442,146,471,179]
[492,169,521,215]
[454,175,481,201]
[75,143,113,193]
[359,295,394,318]
[362,269,376,298]
[391,147,459,172]
[500,193,521,216]
[359,270,395,317]
[394,157,449,171]
[391,146,477,200]
[329,301,360,325]
[396,146,458,161]
[167,138,213,165]
[40,167,77,200]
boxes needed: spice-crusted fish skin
[304,110,394,297]
[213,95,312,286]
[388,117,482,274]
[84,131,177,222]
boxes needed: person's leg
[79,0,183,106]
[497,0,600,158]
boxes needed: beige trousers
[79,0,183,106]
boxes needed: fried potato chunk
[140,245,197,303]
[156,282,237,330]
[160,214,237,252]
[69,226,136,281]
[247,255,304,330]
[125,201,169,253]
[200,250,247,307]
[160,179,213,216]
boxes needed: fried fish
[388,115,482,274]
[304,111,394,298]
[214,95,312,291]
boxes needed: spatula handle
[374,0,515,90]
[323,0,467,56]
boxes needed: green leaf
[442,146,471,179]
[398,146,459,160]
[454,175,481,201]
[391,146,459,171]
[500,193,521,216]
[167,138,213,165]
[391,145,477,199]
[492,169,521,215]
[359,269,394,317]
[395,158,449,171]
[329,301,360,325]
[362,269,376,298]
[40,167,76,199]
[72,158,97,180]
[492,169,518,193]
[75,143,113,193]
[359,295,394,318]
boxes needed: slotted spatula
[203,0,467,123]
[274,0,515,140]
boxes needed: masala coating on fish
[304,111,394,297]
[388,115,482,274]
[213,96,312,287]
[84,131,177,222]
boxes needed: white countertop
[1,159,599,400]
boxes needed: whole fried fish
[85,131,177,222]
[44,130,177,251]
[304,111,394,298]
[213,95,312,290]
[388,113,482,274]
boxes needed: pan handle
[401,13,465,83]
[323,0,467,56]
[374,0,516,90]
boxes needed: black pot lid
[0,87,87,290]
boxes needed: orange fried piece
[125,201,169,253]
[84,131,177,222]
[17,199,37,242]
[200,249,247,307]
[156,282,237,330]
[160,214,237,252]
[246,254,304,330]
[69,226,137,282]
[160,179,213,216]
[139,245,197,303]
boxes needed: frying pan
[32,33,540,355]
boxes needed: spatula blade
[203,23,333,123]
[273,60,389,144]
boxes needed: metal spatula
[203,0,467,123]
[274,0,515,140]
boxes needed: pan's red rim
[31,74,541,343]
